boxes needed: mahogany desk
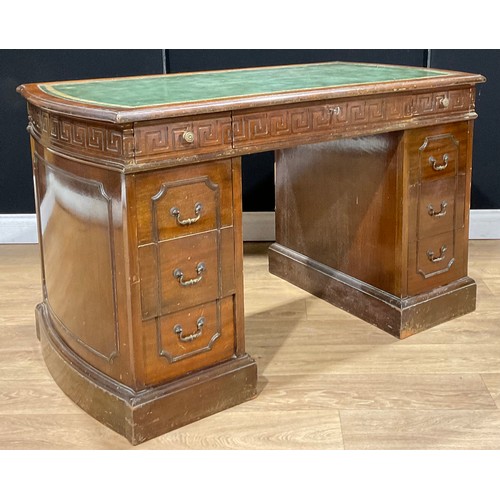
[17,62,486,444]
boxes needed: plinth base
[269,244,476,339]
[35,302,258,445]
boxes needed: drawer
[407,230,467,295]
[134,160,233,244]
[139,227,235,319]
[418,177,457,239]
[406,122,468,184]
[418,133,459,181]
[233,90,474,149]
[134,113,232,163]
[143,296,236,385]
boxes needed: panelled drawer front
[143,297,236,385]
[418,133,459,181]
[418,177,457,239]
[135,160,233,245]
[153,178,219,239]
[134,113,232,162]
[158,299,234,364]
[406,122,469,295]
[406,122,468,185]
[139,227,235,319]
[416,232,456,279]
[408,229,467,295]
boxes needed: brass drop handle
[174,317,205,342]
[182,130,195,143]
[173,262,206,286]
[170,202,202,226]
[427,245,447,263]
[428,201,448,218]
[429,154,449,171]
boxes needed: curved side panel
[37,155,119,362]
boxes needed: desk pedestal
[271,124,476,338]
[30,144,257,445]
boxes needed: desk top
[18,62,485,123]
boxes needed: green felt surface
[39,63,449,109]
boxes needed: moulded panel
[142,296,236,385]
[39,160,119,363]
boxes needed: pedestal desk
[17,62,485,444]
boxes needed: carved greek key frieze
[27,88,474,163]
[233,89,474,145]
[28,104,134,161]
[134,115,232,158]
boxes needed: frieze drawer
[134,112,232,163]
[233,88,474,148]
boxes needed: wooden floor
[1,240,500,450]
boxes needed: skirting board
[1,210,499,243]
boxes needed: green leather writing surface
[40,62,449,109]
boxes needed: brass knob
[440,97,450,108]
[182,131,195,143]
[328,105,341,116]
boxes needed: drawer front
[418,133,459,181]
[139,228,235,319]
[135,160,233,245]
[408,229,467,295]
[134,113,232,162]
[233,89,473,149]
[418,177,457,239]
[406,121,470,296]
[142,297,236,385]
[407,122,468,184]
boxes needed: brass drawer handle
[174,317,205,342]
[428,201,448,218]
[182,130,195,143]
[173,262,205,286]
[170,202,202,226]
[429,154,449,171]
[427,245,447,263]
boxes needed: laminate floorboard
[0,240,499,449]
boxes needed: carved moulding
[28,103,134,166]
[233,88,475,146]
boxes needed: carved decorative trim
[28,103,134,161]
[134,115,232,158]
[233,89,474,145]
[28,88,474,166]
